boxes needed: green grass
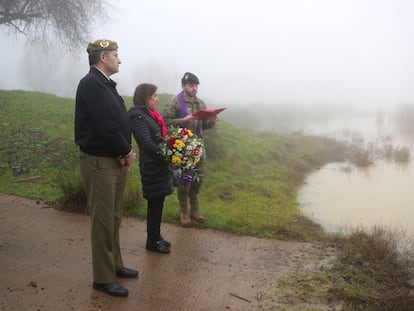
[0,91,77,201]
[0,90,346,240]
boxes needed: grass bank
[1,90,413,309]
[275,226,414,310]
[0,90,346,240]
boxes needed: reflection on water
[297,109,414,237]
[298,161,414,236]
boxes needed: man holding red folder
[163,72,216,227]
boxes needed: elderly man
[75,39,137,297]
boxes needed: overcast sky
[2,0,414,108]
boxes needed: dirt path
[0,193,338,311]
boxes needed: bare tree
[0,0,111,49]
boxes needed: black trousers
[147,195,166,242]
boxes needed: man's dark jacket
[75,67,131,157]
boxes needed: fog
[2,0,414,109]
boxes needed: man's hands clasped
[118,150,136,167]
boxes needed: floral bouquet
[159,127,204,184]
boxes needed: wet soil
[0,193,339,310]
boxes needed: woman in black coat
[129,83,174,254]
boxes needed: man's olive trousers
[79,151,128,283]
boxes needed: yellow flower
[174,139,185,149]
[172,155,182,165]
[187,130,193,137]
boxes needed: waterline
[298,160,414,237]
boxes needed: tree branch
[0,0,111,49]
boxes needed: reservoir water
[295,109,414,237]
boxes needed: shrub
[330,225,414,310]
[56,168,88,213]
[393,146,411,163]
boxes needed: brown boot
[179,200,192,228]
[190,198,206,223]
[190,211,206,223]
[180,212,192,228]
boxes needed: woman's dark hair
[133,83,157,107]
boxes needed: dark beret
[87,39,118,53]
[181,72,200,85]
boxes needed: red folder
[192,108,226,120]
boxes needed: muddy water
[298,161,414,235]
[296,111,414,237]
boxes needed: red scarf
[148,108,167,139]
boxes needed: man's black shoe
[146,240,171,254]
[160,235,171,247]
[116,267,139,278]
[92,282,128,297]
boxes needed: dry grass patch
[330,225,414,310]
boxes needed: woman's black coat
[129,106,174,199]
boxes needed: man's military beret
[181,72,200,85]
[87,39,118,54]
